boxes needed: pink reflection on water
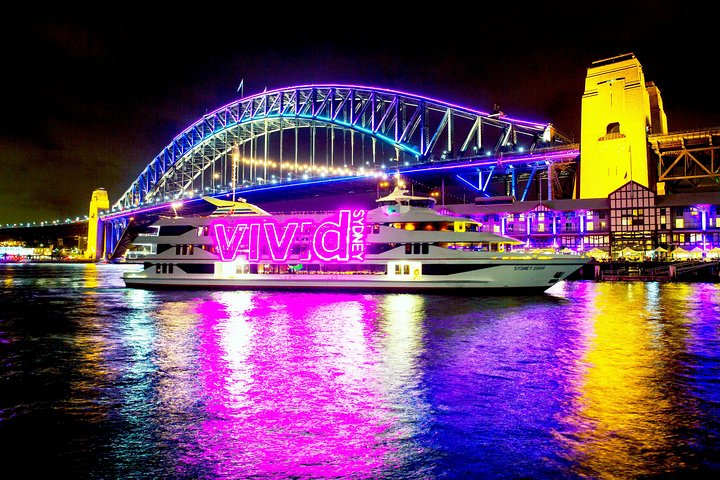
[185,291,398,478]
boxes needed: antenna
[231,143,240,202]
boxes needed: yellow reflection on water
[378,294,432,447]
[82,263,99,290]
[70,264,109,414]
[3,266,14,287]
[381,294,427,379]
[563,282,697,478]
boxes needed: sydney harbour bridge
[4,84,586,257]
[92,85,578,257]
[114,85,576,209]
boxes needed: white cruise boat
[122,187,590,292]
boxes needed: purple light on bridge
[403,149,581,175]
[202,84,552,130]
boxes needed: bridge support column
[579,53,667,198]
[85,188,109,260]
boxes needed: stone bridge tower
[85,188,109,260]
[579,53,668,198]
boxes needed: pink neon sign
[211,210,366,263]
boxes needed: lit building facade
[443,181,719,260]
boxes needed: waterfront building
[443,181,719,261]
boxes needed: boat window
[403,265,410,275]
[395,264,401,274]
[422,243,429,254]
[372,224,380,234]
[413,243,420,254]
[159,225,195,236]
[405,244,412,254]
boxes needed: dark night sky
[1,3,716,225]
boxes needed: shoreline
[3,258,719,283]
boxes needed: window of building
[587,222,594,231]
[607,122,621,134]
[675,218,684,229]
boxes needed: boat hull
[123,260,588,292]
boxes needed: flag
[237,79,244,96]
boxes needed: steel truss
[649,129,720,191]
[113,85,571,210]
[453,156,578,201]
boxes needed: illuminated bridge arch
[114,85,570,210]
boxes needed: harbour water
[1,263,719,479]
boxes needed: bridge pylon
[86,188,109,260]
[579,53,668,198]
